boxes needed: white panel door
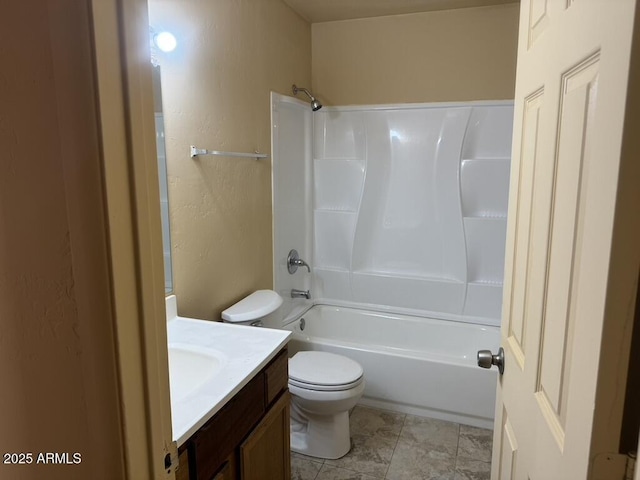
[492,1,639,479]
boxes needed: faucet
[287,249,310,274]
[291,289,311,299]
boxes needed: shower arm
[293,86,314,101]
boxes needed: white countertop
[167,315,291,446]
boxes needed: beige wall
[0,2,125,478]
[149,0,311,320]
[150,2,516,320]
[312,4,519,105]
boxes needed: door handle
[477,347,504,375]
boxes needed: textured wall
[0,2,124,478]
[149,0,311,320]
[312,4,519,105]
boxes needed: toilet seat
[289,351,364,392]
[289,376,363,392]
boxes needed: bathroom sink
[166,314,291,445]
[168,344,226,403]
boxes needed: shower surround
[311,102,512,325]
[272,94,513,424]
[274,95,513,325]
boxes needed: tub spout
[291,289,311,299]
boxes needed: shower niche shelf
[468,280,504,287]
[314,208,358,213]
[463,215,508,219]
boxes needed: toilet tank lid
[221,290,283,322]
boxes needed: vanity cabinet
[175,347,290,480]
[239,391,290,480]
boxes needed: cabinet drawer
[264,347,288,406]
[191,373,265,480]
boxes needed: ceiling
[283,0,519,23]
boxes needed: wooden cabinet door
[212,451,237,480]
[239,392,291,480]
[175,449,190,480]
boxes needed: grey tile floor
[291,406,493,480]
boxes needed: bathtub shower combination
[272,94,513,429]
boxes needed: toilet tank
[221,290,283,327]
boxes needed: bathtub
[284,304,500,429]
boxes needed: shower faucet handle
[287,249,311,274]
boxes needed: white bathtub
[284,304,500,429]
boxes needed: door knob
[477,347,504,375]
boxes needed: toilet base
[290,401,351,459]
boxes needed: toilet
[288,351,364,459]
[222,290,365,459]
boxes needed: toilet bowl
[288,351,365,459]
[221,291,365,459]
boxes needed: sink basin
[168,344,226,403]
[166,317,292,445]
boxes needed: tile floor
[291,406,493,480]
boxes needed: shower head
[310,98,322,112]
[292,84,323,111]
